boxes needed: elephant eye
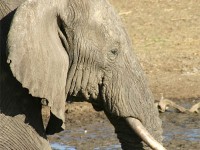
[111,49,118,55]
[107,48,119,61]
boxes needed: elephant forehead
[89,0,122,34]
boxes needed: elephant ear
[7,0,69,133]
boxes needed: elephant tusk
[125,117,166,150]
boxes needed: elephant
[0,0,166,149]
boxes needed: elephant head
[7,0,165,149]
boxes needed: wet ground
[48,100,200,150]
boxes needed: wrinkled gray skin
[0,0,164,149]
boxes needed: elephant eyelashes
[108,48,119,60]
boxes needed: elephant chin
[126,117,166,150]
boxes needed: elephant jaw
[126,117,166,150]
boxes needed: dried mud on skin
[47,0,199,149]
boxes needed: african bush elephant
[0,0,166,149]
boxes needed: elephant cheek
[101,77,131,117]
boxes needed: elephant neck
[0,0,22,19]
[0,114,51,149]
[0,0,11,19]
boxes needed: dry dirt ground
[111,0,200,100]
[47,0,200,149]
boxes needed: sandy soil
[109,0,200,100]
[47,0,200,149]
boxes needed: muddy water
[49,121,120,150]
[49,101,200,150]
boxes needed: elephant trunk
[126,118,166,150]
[102,53,164,149]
